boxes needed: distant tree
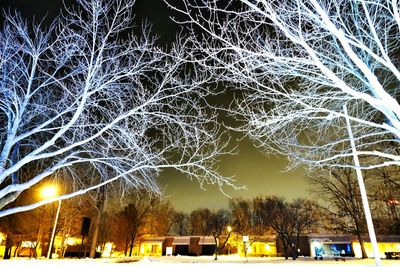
[0,190,52,259]
[189,208,213,235]
[114,197,154,257]
[255,196,317,260]
[208,209,232,260]
[187,207,232,259]
[0,213,21,259]
[368,166,400,234]
[310,167,380,258]
[172,212,191,236]
[289,199,319,259]
[0,0,235,217]
[229,198,268,256]
[146,200,179,236]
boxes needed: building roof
[308,233,400,243]
[172,237,191,245]
[255,236,276,243]
[309,236,352,243]
[198,236,215,245]
[364,235,400,243]
[140,237,165,244]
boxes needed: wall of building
[353,242,400,258]
[139,242,162,256]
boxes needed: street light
[41,184,62,259]
[243,235,249,262]
[41,185,58,199]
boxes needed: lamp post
[243,235,249,262]
[41,184,61,259]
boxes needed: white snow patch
[0,256,399,267]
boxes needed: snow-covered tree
[0,0,235,217]
[171,0,400,170]
[170,1,400,265]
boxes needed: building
[139,237,166,256]
[237,236,277,257]
[138,236,217,256]
[309,234,354,258]
[2,231,399,259]
[308,234,400,258]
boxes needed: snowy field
[1,256,399,267]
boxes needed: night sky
[0,0,309,212]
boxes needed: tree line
[1,162,398,260]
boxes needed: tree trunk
[128,236,134,257]
[282,242,289,260]
[124,240,129,256]
[213,235,218,260]
[89,208,102,258]
[3,233,13,259]
[291,244,296,260]
[90,187,105,258]
[356,232,368,259]
[292,233,300,260]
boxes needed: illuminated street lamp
[227,226,232,233]
[41,184,62,259]
[243,235,249,262]
[41,185,58,199]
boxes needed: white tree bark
[344,104,380,266]
[169,2,400,265]
[170,0,400,170]
[0,0,236,217]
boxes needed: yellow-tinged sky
[159,138,309,212]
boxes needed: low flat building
[139,236,216,256]
[308,234,400,259]
[139,237,165,256]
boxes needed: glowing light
[41,184,58,199]
[64,236,80,246]
[101,242,114,257]
[265,244,271,251]
[227,226,232,232]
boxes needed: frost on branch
[172,0,400,170]
[0,0,234,217]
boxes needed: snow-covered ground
[1,256,399,267]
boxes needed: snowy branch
[0,0,235,216]
[172,0,400,169]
